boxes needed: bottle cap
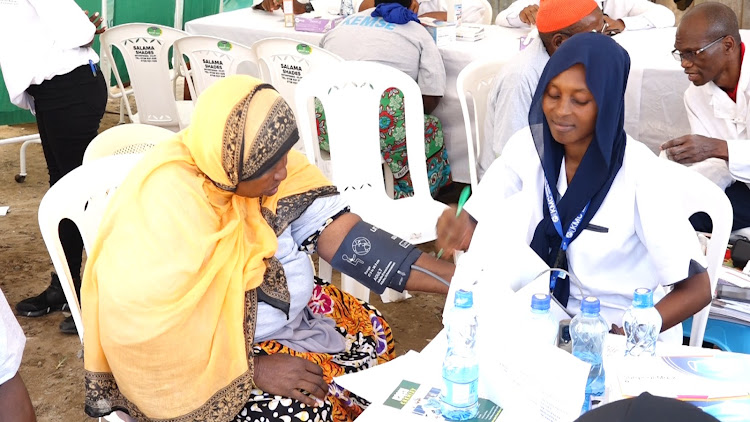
[580,296,600,315]
[454,289,473,309]
[531,293,551,311]
[632,288,654,308]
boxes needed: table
[185,9,746,183]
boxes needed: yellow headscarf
[82,76,334,421]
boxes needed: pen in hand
[436,185,471,260]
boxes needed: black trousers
[690,181,750,233]
[26,64,107,284]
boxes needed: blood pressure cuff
[330,221,422,294]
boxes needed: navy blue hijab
[528,33,631,306]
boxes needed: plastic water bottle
[527,293,558,346]
[339,0,354,17]
[623,288,662,357]
[441,289,479,420]
[570,296,608,414]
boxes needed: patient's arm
[317,212,454,294]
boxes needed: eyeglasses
[589,21,616,37]
[672,36,727,62]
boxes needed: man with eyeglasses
[478,0,604,178]
[661,2,750,233]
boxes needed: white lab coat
[683,44,750,191]
[465,129,707,344]
[495,0,675,31]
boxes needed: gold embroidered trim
[258,257,290,312]
[241,98,297,181]
[217,94,253,190]
[84,292,259,422]
[264,186,340,236]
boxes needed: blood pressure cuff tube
[330,221,422,294]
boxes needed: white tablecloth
[185,9,746,183]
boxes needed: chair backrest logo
[217,40,232,51]
[296,44,312,55]
[146,26,162,37]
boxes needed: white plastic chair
[456,58,504,189]
[83,124,174,164]
[253,37,343,155]
[660,159,733,347]
[174,35,258,102]
[296,61,449,303]
[478,0,493,25]
[100,24,192,132]
[37,155,141,344]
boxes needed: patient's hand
[435,205,476,260]
[253,354,328,406]
[609,324,625,335]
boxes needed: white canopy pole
[174,0,184,29]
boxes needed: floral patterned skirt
[233,278,395,422]
[315,88,452,199]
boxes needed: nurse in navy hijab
[435,32,711,342]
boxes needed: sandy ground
[0,101,447,421]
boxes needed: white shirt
[0,289,26,385]
[480,36,549,178]
[320,10,446,96]
[465,129,707,344]
[682,44,750,191]
[353,0,489,23]
[495,0,675,31]
[0,0,99,111]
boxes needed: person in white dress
[438,33,711,343]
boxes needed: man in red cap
[478,0,604,178]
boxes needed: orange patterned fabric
[235,278,395,422]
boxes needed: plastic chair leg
[380,289,411,303]
[318,258,333,282]
[341,274,370,302]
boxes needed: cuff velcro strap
[329,221,420,294]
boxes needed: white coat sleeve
[614,0,675,31]
[29,0,96,50]
[495,0,536,27]
[683,95,736,189]
[0,290,25,386]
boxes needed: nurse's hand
[435,205,476,260]
[609,324,625,335]
[253,354,328,407]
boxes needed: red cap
[536,0,599,33]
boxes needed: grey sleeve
[477,70,534,177]
[416,31,446,97]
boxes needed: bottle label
[442,378,478,407]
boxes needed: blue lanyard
[544,180,589,289]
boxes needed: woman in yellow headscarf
[81,76,453,422]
